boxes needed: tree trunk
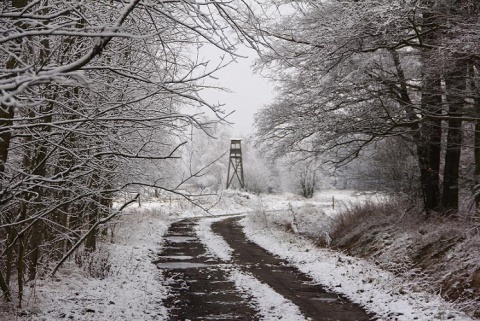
[27,20,53,279]
[5,226,14,285]
[474,63,480,214]
[28,113,53,280]
[418,72,442,213]
[0,105,13,174]
[1,0,29,170]
[0,0,28,174]
[17,202,28,308]
[27,221,43,281]
[442,57,468,212]
[0,270,11,302]
[0,0,30,303]
[417,7,442,214]
[84,202,98,253]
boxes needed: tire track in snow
[195,216,309,321]
[211,217,373,321]
[157,218,257,320]
[228,269,308,321]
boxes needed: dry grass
[74,249,111,279]
[328,199,480,318]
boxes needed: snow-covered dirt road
[156,218,258,320]
[156,216,372,320]
[6,191,474,320]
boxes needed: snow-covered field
[3,190,475,320]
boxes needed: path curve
[156,216,373,320]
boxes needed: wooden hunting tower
[226,139,245,189]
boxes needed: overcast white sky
[200,45,275,137]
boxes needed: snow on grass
[241,216,474,321]
[228,269,309,321]
[14,205,170,321]
[254,190,383,217]
[144,189,260,219]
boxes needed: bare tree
[252,0,480,214]
[0,0,257,304]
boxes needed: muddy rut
[155,216,373,320]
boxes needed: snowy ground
[2,206,170,321]
[4,189,476,320]
[240,217,473,321]
[193,200,474,321]
[194,216,308,321]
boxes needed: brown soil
[156,217,374,320]
[156,219,258,320]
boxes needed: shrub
[75,249,111,279]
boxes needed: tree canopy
[253,0,480,213]
[0,0,254,304]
